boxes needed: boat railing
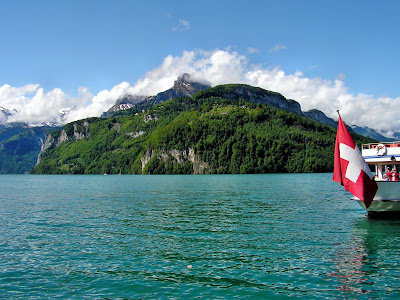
[362,142,400,150]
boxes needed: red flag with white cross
[333,115,378,208]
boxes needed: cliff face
[194,84,304,117]
[36,120,91,164]
[140,146,210,174]
[227,85,303,116]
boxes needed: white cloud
[0,82,137,125]
[247,47,259,54]
[336,73,346,81]
[172,19,190,32]
[0,84,66,125]
[63,82,137,123]
[1,48,399,137]
[270,44,288,53]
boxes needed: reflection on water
[332,216,400,297]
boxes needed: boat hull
[352,181,400,216]
[353,198,400,211]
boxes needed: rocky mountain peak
[129,74,212,109]
[171,73,211,95]
[103,74,211,117]
[174,73,192,85]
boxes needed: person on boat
[387,167,399,181]
[382,173,389,181]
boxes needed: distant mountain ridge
[1,105,72,128]
[303,109,395,142]
[350,125,395,142]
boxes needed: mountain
[350,125,395,142]
[388,132,400,141]
[0,74,211,173]
[303,109,397,142]
[304,109,338,128]
[109,79,393,143]
[304,109,355,133]
[103,73,211,118]
[0,124,60,174]
[0,74,393,174]
[139,73,211,107]
[33,84,374,175]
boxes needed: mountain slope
[33,84,374,175]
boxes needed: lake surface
[1,174,400,299]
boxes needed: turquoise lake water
[1,174,400,299]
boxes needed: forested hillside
[32,85,374,174]
[0,125,57,174]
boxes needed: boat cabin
[362,142,400,181]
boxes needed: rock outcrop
[140,146,210,174]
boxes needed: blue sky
[1,0,400,135]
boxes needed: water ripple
[1,174,400,298]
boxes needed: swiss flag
[333,115,378,208]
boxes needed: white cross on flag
[333,115,378,208]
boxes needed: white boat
[353,141,400,216]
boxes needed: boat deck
[362,141,400,163]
